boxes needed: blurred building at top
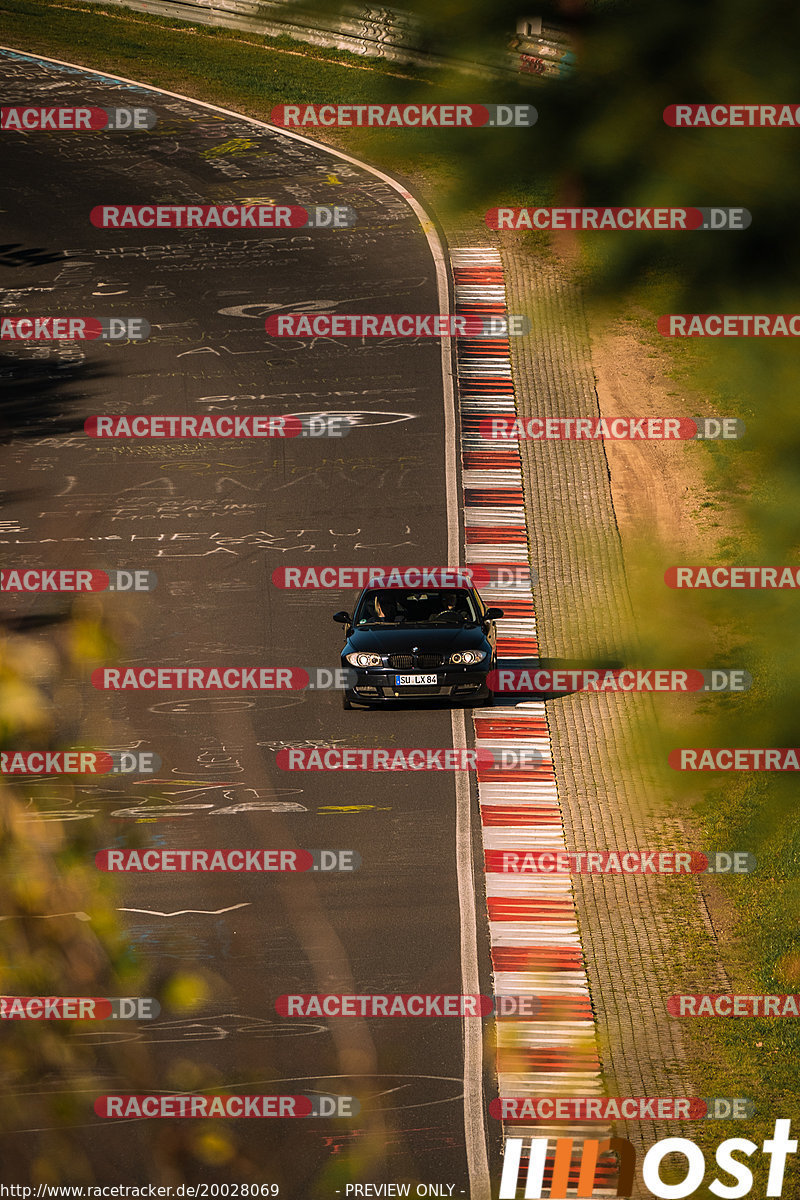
[87,0,573,78]
[512,16,575,77]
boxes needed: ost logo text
[499,1120,797,1197]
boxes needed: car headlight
[449,650,487,665]
[345,652,382,668]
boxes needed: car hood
[345,626,488,652]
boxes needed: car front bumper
[342,665,492,703]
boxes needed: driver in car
[429,591,466,621]
[366,592,404,622]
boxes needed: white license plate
[395,674,438,686]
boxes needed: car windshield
[354,589,478,627]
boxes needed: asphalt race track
[0,49,496,1197]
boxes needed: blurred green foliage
[0,610,216,1181]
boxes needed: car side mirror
[333,611,351,624]
[485,607,504,620]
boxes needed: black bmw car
[333,586,503,708]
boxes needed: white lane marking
[445,292,492,1200]
[118,903,251,917]
[451,705,490,1200]
[0,47,490,1197]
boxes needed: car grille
[382,685,443,697]
[387,654,445,670]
